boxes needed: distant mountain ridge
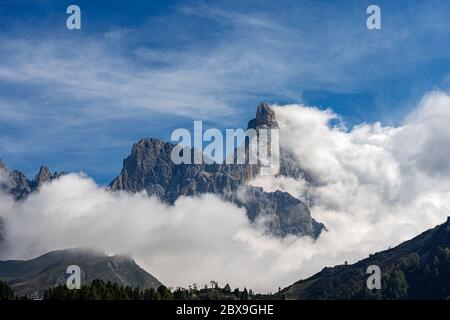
[277,217,450,300]
[0,248,161,297]
[0,161,62,201]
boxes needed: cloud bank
[1,91,450,292]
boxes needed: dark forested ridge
[0,280,14,300]
[0,279,254,300]
[42,280,256,300]
[277,217,450,300]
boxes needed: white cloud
[3,2,450,176]
[1,91,450,293]
[0,37,233,120]
[258,91,450,248]
[3,2,448,124]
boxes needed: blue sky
[1,0,450,184]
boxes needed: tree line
[0,279,259,300]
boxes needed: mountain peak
[109,101,325,238]
[35,166,51,183]
[0,247,162,297]
[247,102,279,130]
[0,161,62,200]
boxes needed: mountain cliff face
[0,248,162,298]
[110,103,325,238]
[239,188,322,237]
[109,138,256,202]
[277,217,450,300]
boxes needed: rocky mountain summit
[247,102,279,130]
[0,103,325,238]
[110,103,325,238]
[0,161,62,201]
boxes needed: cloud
[0,173,310,292]
[1,91,450,293]
[254,90,450,255]
[394,91,450,177]
[3,1,450,182]
[3,1,450,122]
[0,37,232,120]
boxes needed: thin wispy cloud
[1,0,450,181]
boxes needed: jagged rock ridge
[0,162,62,201]
[0,103,325,238]
[110,103,325,238]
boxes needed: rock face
[0,248,162,298]
[110,138,255,204]
[247,102,279,130]
[238,188,323,238]
[0,103,325,238]
[110,103,325,238]
[0,162,62,201]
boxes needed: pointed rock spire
[247,102,279,130]
[35,165,52,184]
